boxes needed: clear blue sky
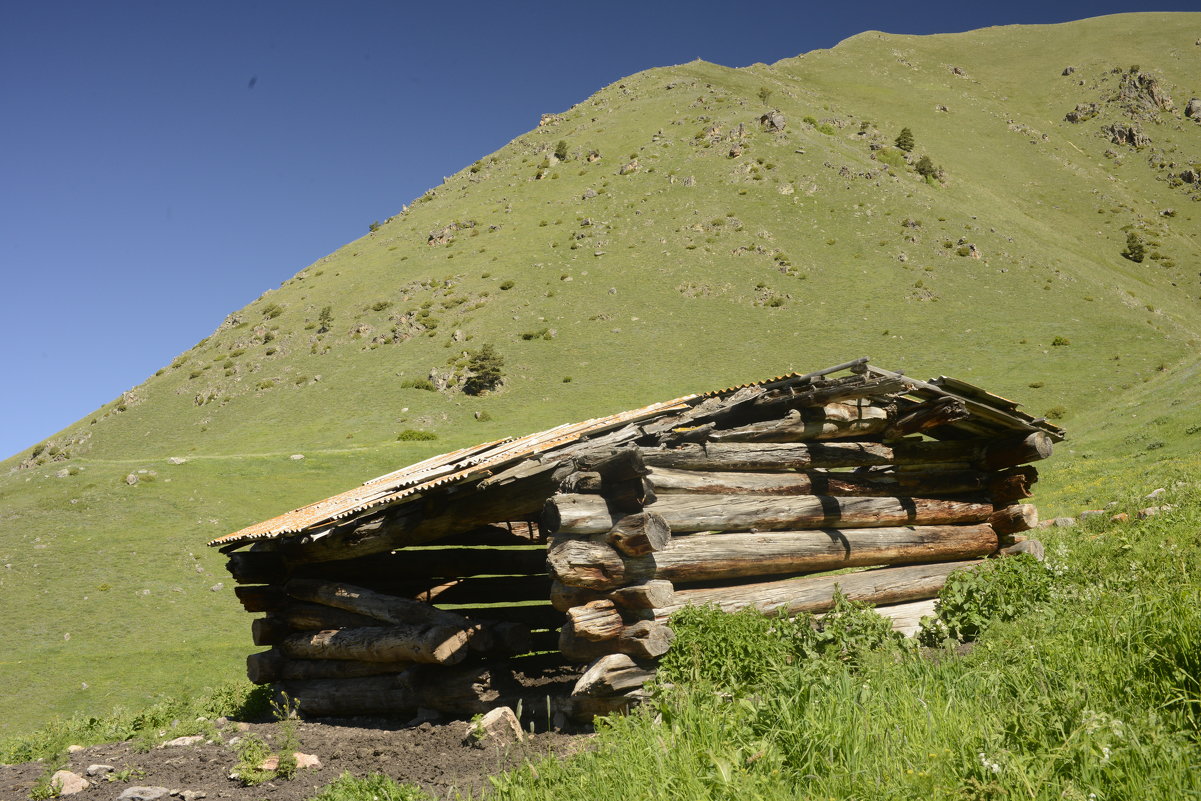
[1,1,1192,460]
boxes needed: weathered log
[246,649,412,684]
[647,466,989,498]
[283,665,507,717]
[575,447,649,481]
[988,504,1039,535]
[998,538,1045,561]
[641,434,1052,473]
[227,552,286,584]
[709,407,890,443]
[547,493,991,536]
[550,579,675,612]
[606,511,671,556]
[285,579,473,630]
[572,654,656,697]
[252,617,291,646]
[549,525,995,587]
[234,585,286,613]
[547,535,625,590]
[980,432,1053,471]
[885,397,969,439]
[559,620,675,662]
[605,476,656,513]
[655,560,983,620]
[561,471,604,493]
[988,466,1039,505]
[251,606,387,649]
[279,624,472,665]
[611,580,676,610]
[750,375,912,413]
[566,600,624,642]
[291,547,547,583]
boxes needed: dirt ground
[0,715,586,801]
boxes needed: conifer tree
[1121,232,1146,263]
[895,127,915,152]
[462,344,505,395]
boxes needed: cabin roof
[208,358,1063,549]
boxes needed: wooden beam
[546,493,991,536]
[647,466,989,498]
[655,560,983,620]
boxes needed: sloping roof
[208,358,1063,549]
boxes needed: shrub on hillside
[461,344,505,396]
[894,126,915,152]
[1121,232,1146,263]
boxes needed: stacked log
[542,398,1051,719]
[217,366,1057,723]
[230,522,561,719]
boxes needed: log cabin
[209,358,1063,722]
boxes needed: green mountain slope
[3,12,1200,735]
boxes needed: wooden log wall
[228,519,565,720]
[542,396,1051,719]
[222,375,1054,722]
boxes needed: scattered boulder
[55,468,70,478]
[116,788,171,801]
[1137,505,1173,519]
[161,735,205,748]
[178,792,207,801]
[618,159,640,175]
[50,770,89,795]
[209,583,224,592]
[538,112,559,127]
[166,457,188,465]
[582,188,598,199]
[1180,169,1198,184]
[586,150,601,162]
[759,111,786,132]
[466,706,524,747]
[1185,98,1201,118]
[289,454,305,461]
[682,175,696,187]
[1111,512,1130,523]
[125,473,139,486]
[1145,487,1167,499]
[1062,66,1076,76]
[1053,517,1077,528]
[1102,123,1149,147]
[257,752,320,771]
[1078,510,1106,520]
[86,764,115,777]
[950,65,965,75]
[935,104,949,112]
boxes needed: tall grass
[487,485,1201,801]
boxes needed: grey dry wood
[647,466,988,497]
[546,493,992,535]
[548,524,997,588]
[279,623,473,665]
[654,560,983,620]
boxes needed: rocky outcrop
[1103,123,1150,148]
[1116,70,1174,117]
[1185,98,1201,119]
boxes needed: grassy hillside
[2,11,1200,735]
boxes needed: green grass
[486,476,1201,801]
[1,10,1200,738]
